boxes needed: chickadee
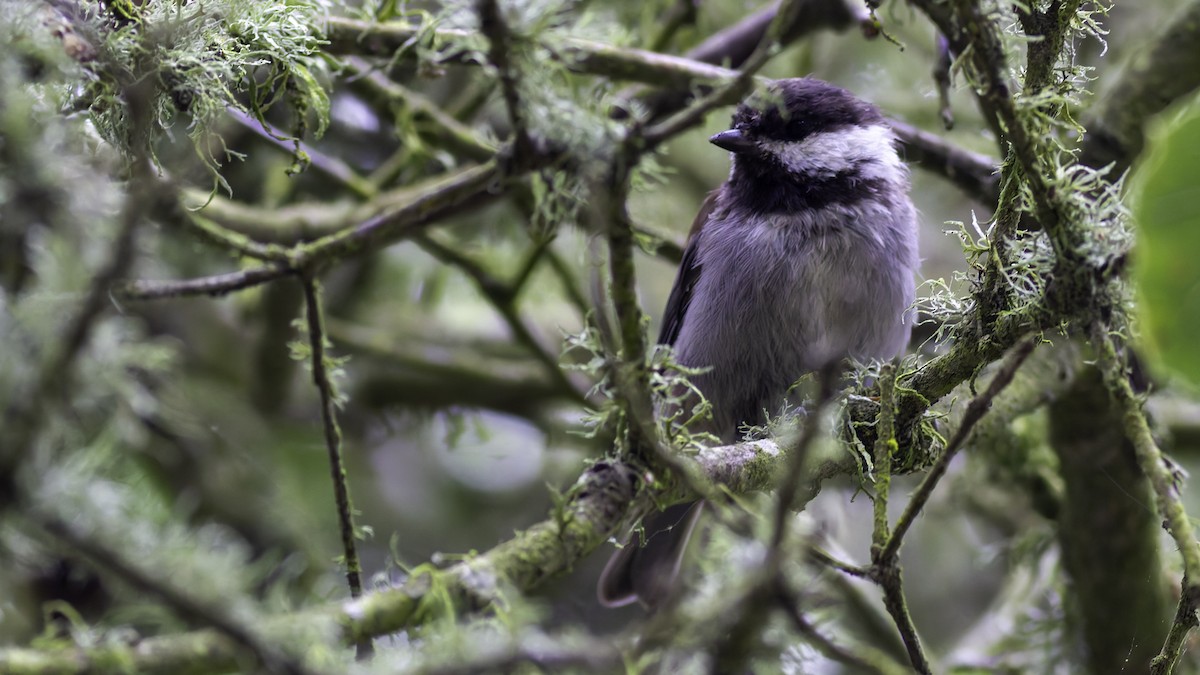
[598,78,920,609]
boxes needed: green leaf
[1130,95,1200,388]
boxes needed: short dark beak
[709,129,756,154]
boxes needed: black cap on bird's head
[709,78,904,213]
[709,78,886,154]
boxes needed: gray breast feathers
[670,200,917,439]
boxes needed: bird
[597,77,920,609]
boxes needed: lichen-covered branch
[30,512,315,675]
[881,336,1038,563]
[1049,365,1170,673]
[299,278,368,605]
[1092,324,1200,672]
[117,159,510,299]
[0,440,852,675]
[843,338,1038,675]
[324,16,740,87]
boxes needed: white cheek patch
[760,124,905,184]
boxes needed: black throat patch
[726,162,891,214]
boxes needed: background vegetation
[3,0,1200,673]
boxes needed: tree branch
[777,585,912,675]
[413,233,588,404]
[880,336,1039,563]
[227,106,377,199]
[0,441,855,675]
[116,264,294,300]
[30,512,317,675]
[1093,324,1200,673]
[888,119,999,205]
[477,0,533,160]
[1080,0,1200,174]
[299,276,372,658]
[631,0,868,120]
[117,159,511,299]
[324,17,741,87]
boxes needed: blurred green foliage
[1132,94,1200,389]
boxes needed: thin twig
[298,276,373,658]
[179,211,296,262]
[343,57,496,163]
[876,563,931,674]
[544,248,591,317]
[867,336,1038,674]
[769,366,837,552]
[869,363,897,559]
[932,32,954,129]
[887,119,999,205]
[807,546,871,579]
[226,106,377,199]
[117,264,293,300]
[413,233,587,404]
[119,160,510,300]
[509,236,554,298]
[632,222,686,264]
[478,0,534,160]
[880,334,1039,563]
[1151,580,1200,675]
[777,584,912,675]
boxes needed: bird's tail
[596,501,705,609]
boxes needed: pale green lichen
[77,0,332,179]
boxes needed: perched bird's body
[598,78,920,608]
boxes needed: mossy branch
[1092,324,1200,673]
[0,440,853,675]
[862,337,1037,674]
[413,233,588,404]
[298,278,368,605]
[324,16,740,87]
[880,336,1038,565]
[116,159,510,299]
[30,512,315,675]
